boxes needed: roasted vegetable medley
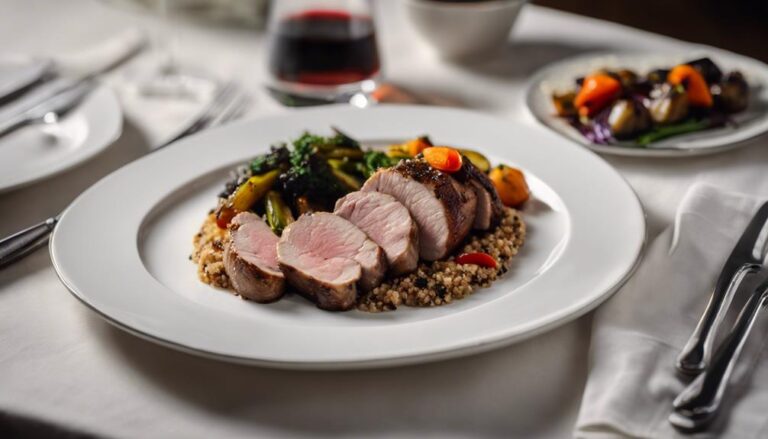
[215,128,394,231]
[551,57,749,145]
[214,129,529,235]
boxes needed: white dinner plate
[51,105,645,369]
[0,82,122,192]
[526,47,768,157]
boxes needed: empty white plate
[51,105,645,369]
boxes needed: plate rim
[53,250,644,370]
[51,104,646,369]
[524,46,768,157]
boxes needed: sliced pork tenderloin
[453,158,504,230]
[362,159,476,261]
[334,191,419,276]
[467,180,494,230]
[223,212,285,302]
[277,212,386,310]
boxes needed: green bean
[265,191,294,235]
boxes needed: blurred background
[116,0,768,63]
[537,0,768,62]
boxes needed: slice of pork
[334,191,419,276]
[454,158,504,230]
[223,212,285,302]
[362,159,476,260]
[277,212,386,310]
[468,180,493,230]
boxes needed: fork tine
[216,94,251,126]
[156,81,239,149]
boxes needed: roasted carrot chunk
[423,147,463,173]
[668,64,713,107]
[405,136,433,156]
[489,165,530,207]
[574,73,622,117]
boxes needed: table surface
[2,1,768,438]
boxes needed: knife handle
[0,217,57,269]
[676,263,758,375]
[670,283,768,431]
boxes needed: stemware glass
[135,0,217,100]
[266,0,381,106]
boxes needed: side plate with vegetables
[525,48,768,157]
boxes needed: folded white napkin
[575,183,768,438]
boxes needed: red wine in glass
[268,7,381,103]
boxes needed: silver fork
[0,80,96,137]
[0,81,248,269]
[669,267,768,431]
[669,201,768,432]
[156,82,247,148]
[676,201,768,375]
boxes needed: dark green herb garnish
[278,133,346,209]
[250,144,290,174]
[363,150,400,178]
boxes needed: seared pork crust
[391,159,476,254]
[453,158,504,229]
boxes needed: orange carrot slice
[423,147,463,173]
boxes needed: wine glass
[129,0,217,101]
[266,0,381,107]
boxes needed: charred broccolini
[215,130,405,234]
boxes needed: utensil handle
[0,113,27,137]
[677,201,768,375]
[671,285,768,430]
[676,263,757,375]
[0,217,57,269]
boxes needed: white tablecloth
[2,1,768,437]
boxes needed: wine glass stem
[155,0,178,75]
